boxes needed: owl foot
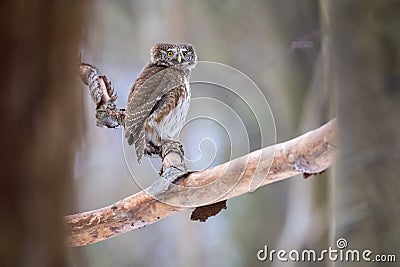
[144,142,161,157]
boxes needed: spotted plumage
[125,43,197,162]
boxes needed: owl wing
[125,65,183,162]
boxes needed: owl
[125,43,197,162]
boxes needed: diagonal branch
[65,118,336,247]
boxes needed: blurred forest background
[2,0,399,267]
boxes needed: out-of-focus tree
[332,1,400,266]
[0,1,87,266]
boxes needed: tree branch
[79,63,126,128]
[65,118,336,247]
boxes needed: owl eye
[167,51,174,57]
[182,51,187,57]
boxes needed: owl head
[150,43,197,69]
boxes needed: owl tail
[125,131,144,163]
[134,139,144,163]
[126,132,134,146]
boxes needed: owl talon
[144,142,161,156]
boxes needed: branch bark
[65,118,336,247]
[79,63,126,128]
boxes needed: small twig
[65,118,336,247]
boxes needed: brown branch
[79,63,126,128]
[65,118,336,247]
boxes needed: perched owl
[125,43,197,162]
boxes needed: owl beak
[177,54,182,63]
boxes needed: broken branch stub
[78,63,126,128]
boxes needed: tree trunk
[0,1,87,266]
[332,1,400,265]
